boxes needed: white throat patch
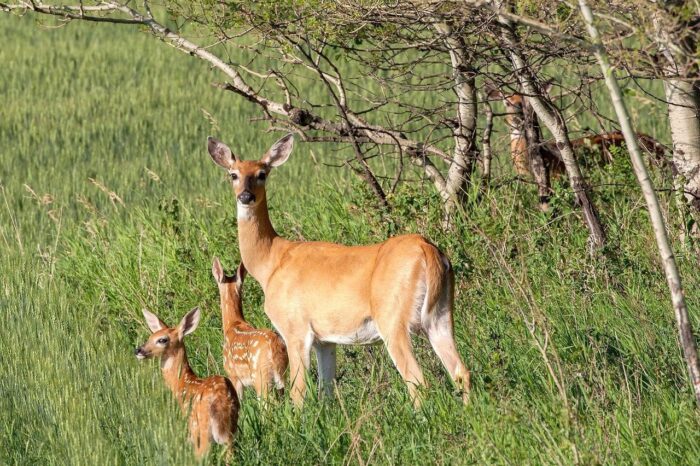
[237,202,253,221]
[162,356,174,370]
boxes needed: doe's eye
[230,172,239,181]
[157,337,169,345]
[257,172,267,181]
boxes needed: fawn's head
[212,257,246,297]
[135,307,201,360]
[486,83,525,130]
[486,81,553,132]
[207,134,294,208]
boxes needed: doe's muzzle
[237,190,256,205]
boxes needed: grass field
[1,13,699,466]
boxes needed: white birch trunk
[654,13,700,212]
[435,23,479,221]
[664,76,700,210]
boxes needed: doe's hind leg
[425,309,470,403]
[380,327,426,408]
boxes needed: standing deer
[487,84,669,207]
[212,257,288,400]
[207,134,470,407]
[486,83,564,211]
[135,307,239,459]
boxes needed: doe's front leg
[286,337,312,407]
[314,342,337,398]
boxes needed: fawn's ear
[207,137,237,169]
[177,307,201,339]
[235,263,247,289]
[212,257,225,284]
[484,80,503,100]
[541,79,555,96]
[142,309,167,333]
[261,133,294,167]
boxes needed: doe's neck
[236,196,284,287]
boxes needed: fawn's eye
[230,172,239,181]
[257,172,267,181]
[157,337,169,345]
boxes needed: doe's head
[135,307,201,360]
[207,133,294,208]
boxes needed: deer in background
[207,134,470,407]
[487,83,669,211]
[486,82,564,211]
[212,257,288,400]
[135,307,239,459]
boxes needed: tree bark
[663,67,700,211]
[522,98,552,211]
[481,98,494,187]
[435,22,480,222]
[653,12,700,239]
[579,0,700,408]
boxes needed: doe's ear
[177,307,201,340]
[142,309,167,333]
[212,256,225,284]
[261,133,294,167]
[207,137,237,169]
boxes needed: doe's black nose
[134,347,141,355]
[237,190,256,205]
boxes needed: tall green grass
[1,13,699,466]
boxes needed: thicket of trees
[2,0,698,405]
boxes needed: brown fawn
[135,307,239,459]
[212,257,288,399]
[207,134,470,407]
[488,85,667,180]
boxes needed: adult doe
[135,307,239,459]
[207,134,470,407]
[212,257,288,399]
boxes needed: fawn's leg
[233,378,244,401]
[189,409,210,460]
[253,368,270,400]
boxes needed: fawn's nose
[237,190,256,205]
[134,347,141,355]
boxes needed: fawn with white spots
[212,257,288,399]
[135,307,239,459]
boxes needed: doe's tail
[421,241,454,319]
